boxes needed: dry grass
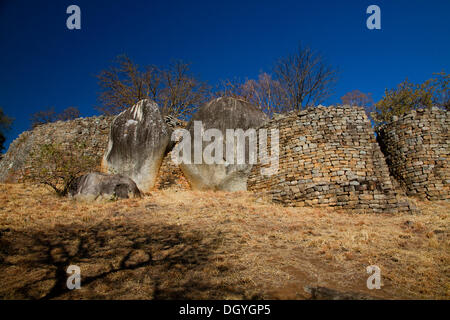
[0,183,448,300]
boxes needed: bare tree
[30,107,81,128]
[273,44,338,111]
[30,108,57,128]
[215,78,254,102]
[0,107,13,154]
[96,55,161,115]
[217,73,289,116]
[432,71,449,110]
[341,90,375,120]
[241,73,289,115]
[159,60,211,119]
[216,45,338,115]
[57,106,80,122]
[96,55,210,119]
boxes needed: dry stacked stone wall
[154,151,191,190]
[0,114,191,191]
[376,107,449,200]
[0,105,446,210]
[0,116,113,183]
[153,116,191,190]
[248,106,413,213]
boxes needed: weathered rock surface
[102,99,171,192]
[180,97,268,191]
[68,172,141,201]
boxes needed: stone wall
[1,105,445,212]
[153,116,191,190]
[376,107,449,200]
[154,151,191,190]
[0,114,191,191]
[0,116,113,183]
[248,106,413,213]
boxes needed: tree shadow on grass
[0,220,256,300]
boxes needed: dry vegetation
[0,183,448,300]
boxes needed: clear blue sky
[1,0,449,149]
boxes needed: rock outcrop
[179,97,268,191]
[102,99,171,192]
[68,172,141,201]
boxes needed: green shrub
[24,142,96,196]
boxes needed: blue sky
[1,0,449,149]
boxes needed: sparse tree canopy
[96,55,211,119]
[159,60,211,119]
[341,90,375,121]
[216,73,289,116]
[373,72,449,124]
[217,44,338,116]
[0,108,13,154]
[0,135,5,156]
[96,56,159,116]
[30,107,80,128]
[433,71,450,111]
[273,44,338,111]
[57,107,81,122]
[23,142,96,196]
[30,108,57,128]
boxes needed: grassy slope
[0,183,448,299]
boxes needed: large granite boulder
[102,99,171,192]
[68,172,141,201]
[179,97,268,191]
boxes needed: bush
[373,72,449,124]
[24,142,96,196]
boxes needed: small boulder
[180,97,268,191]
[102,99,171,192]
[69,172,141,201]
